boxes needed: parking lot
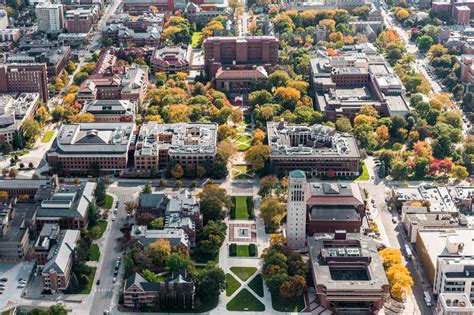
[0,261,35,312]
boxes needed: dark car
[96,279,100,285]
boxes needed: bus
[405,244,413,259]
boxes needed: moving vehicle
[424,291,432,307]
[96,280,101,285]
[392,217,398,224]
[405,244,413,259]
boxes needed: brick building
[82,99,136,122]
[122,0,173,13]
[214,65,268,95]
[203,36,279,80]
[308,232,390,314]
[65,6,99,33]
[150,45,191,74]
[41,229,80,293]
[35,224,61,266]
[0,63,49,102]
[47,123,135,173]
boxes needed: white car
[112,216,116,222]
[17,284,25,289]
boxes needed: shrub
[229,243,237,256]
[249,244,257,257]
[247,197,255,219]
[230,207,236,219]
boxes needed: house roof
[215,66,268,80]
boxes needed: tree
[2,168,8,177]
[196,164,206,178]
[217,124,236,141]
[87,203,100,225]
[21,118,41,141]
[416,35,434,51]
[378,247,402,269]
[432,134,452,159]
[0,191,8,200]
[376,125,390,146]
[415,157,430,178]
[453,165,469,180]
[260,196,286,232]
[95,179,106,206]
[378,160,387,178]
[335,116,352,133]
[390,159,411,180]
[8,168,17,179]
[386,264,413,301]
[279,275,306,298]
[195,264,226,303]
[268,70,291,88]
[68,113,95,123]
[2,143,11,155]
[148,217,164,230]
[244,143,271,172]
[249,90,273,108]
[252,128,266,144]
[142,181,152,194]
[125,201,138,215]
[73,72,88,85]
[143,239,171,269]
[170,164,184,179]
[395,8,410,21]
[168,253,191,272]
[197,220,227,256]
[199,184,231,223]
[274,87,301,111]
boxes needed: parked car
[17,284,25,289]
[392,217,398,224]
[0,278,8,282]
[96,280,101,285]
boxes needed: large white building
[286,170,307,250]
[35,3,64,33]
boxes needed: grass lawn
[271,294,305,312]
[79,267,96,294]
[230,267,257,281]
[41,130,55,143]
[226,273,241,296]
[234,135,252,151]
[101,194,114,209]
[226,289,265,311]
[236,124,247,133]
[235,196,249,219]
[236,244,250,257]
[88,220,107,240]
[191,32,201,48]
[356,162,369,181]
[248,274,264,297]
[88,244,100,261]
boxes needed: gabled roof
[42,230,80,275]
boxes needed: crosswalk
[96,288,114,293]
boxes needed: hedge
[249,243,257,257]
[229,243,237,256]
[247,197,255,219]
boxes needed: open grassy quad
[226,273,241,296]
[230,267,257,281]
[248,274,264,297]
[41,130,55,143]
[234,135,252,151]
[232,165,251,179]
[235,196,249,219]
[226,289,265,311]
[271,294,306,312]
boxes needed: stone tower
[287,170,307,250]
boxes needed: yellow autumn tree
[386,264,414,301]
[68,113,95,123]
[376,125,390,146]
[378,247,402,269]
[396,8,410,21]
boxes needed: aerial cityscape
[0,0,472,313]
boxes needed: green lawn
[236,124,247,133]
[234,135,252,151]
[41,130,55,143]
[226,289,265,311]
[79,267,96,294]
[356,162,369,181]
[235,196,249,219]
[248,274,264,297]
[236,244,250,257]
[271,294,305,312]
[88,244,100,261]
[230,267,257,281]
[88,220,107,240]
[101,194,114,209]
[226,273,241,296]
[191,32,201,48]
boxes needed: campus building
[35,3,64,33]
[41,229,80,293]
[47,123,135,173]
[102,24,161,47]
[0,63,49,102]
[0,93,40,146]
[308,231,390,314]
[309,46,410,120]
[82,99,136,122]
[150,45,191,74]
[65,6,100,34]
[123,270,195,309]
[134,122,217,171]
[203,36,279,80]
[267,120,360,177]
[8,45,71,77]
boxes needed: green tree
[2,143,12,154]
[416,35,434,51]
[142,181,152,194]
[199,184,231,223]
[168,253,190,272]
[148,217,164,230]
[95,179,106,206]
[414,157,430,178]
[335,116,353,133]
[260,196,285,233]
[87,204,100,225]
[195,264,226,303]
[390,159,412,180]
[244,143,271,172]
[268,70,291,88]
[21,118,41,141]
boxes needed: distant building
[403,213,464,243]
[453,5,471,24]
[0,179,49,197]
[267,120,360,177]
[102,23,161,47]
[65,6,99,33]
[107,12,165,30]
[41,229,80,293]
[286,170,307,250]
[308,231,390,314]
[0,63,49,102]
[82,99,136,122]
[122,0,173,13]
[35,181,96,229]
[35,3,64,33]
[204,36,279,80]
[123,270,195,309]
[8,45,71,77]
[0,201,35,261]
[0,29,21,42]
[214,65,268,96]
[131,226,190,250]
[47,123,135,173]
[134,122,217,171]
[184,2,231,26]
[0,93,40,146]
[150,45,191,74]
[437,292,474,315]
